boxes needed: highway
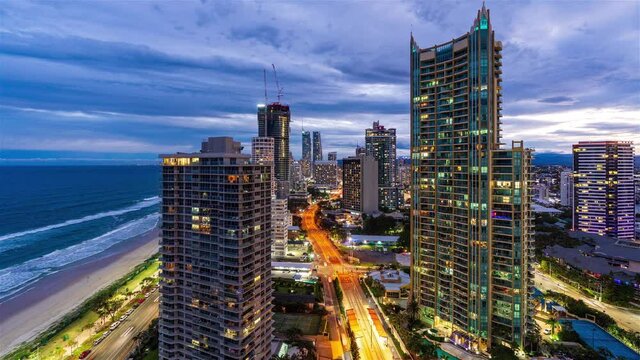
[534,270,640,332]
[302,204,396,360]
[89,289,160,360]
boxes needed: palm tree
[545,317,559,336]
[406,299,419,327]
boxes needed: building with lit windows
[365,121,401,210]
[252,137,291,258]
[302,130,311,161]
[312,131,323,162]
[342,154,378,214]
[560,170,573,207]
[410,5,534,352]
[159,137,273,359]
[252,137,276,198]
[328,151,337,161]
[313,160,338,189]
[258,103,291,198]
[572,141,635,241]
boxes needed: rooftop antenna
[272,63,283,103]
[263,69,268,103]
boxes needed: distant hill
[533,152,640,168]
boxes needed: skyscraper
[313,160,338,189]
[365,121,400,210]
[410,5,534,351]
[302,130,311,161]
[560,170,573,207]
[252,137,276,197]
[342,154,378,214]
[572,141,635,241]
[159,137,273,359]
[365,121,397,187]
[258,103,290,197]
[252,137,290,257]
[312,131,323,161]
[328,151,337,161]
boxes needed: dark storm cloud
[0,0,638,160]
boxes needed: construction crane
[272,63,284,103]
[263,68,268,104]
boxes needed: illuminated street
[534,270,640,333]
[302,204,397,360]
[90,290,160,360]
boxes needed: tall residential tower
[159,137,273,359]
[366,121,400,210]
[312,131,323,161]
[302,130,311,161]
[410,5,534,351]
[572,141,635,241]
[258,103,291,198]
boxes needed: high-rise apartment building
[312,131,323,161]
[572,141,635,241]
[410,6,534,351]
[365,121,397,186]
[328,151,337,161]
[560,170,573,207]
[342,154,378,214]
[302,131,311,161]
[258,103,290,198]
[159,137,273,359]
[313,160,338,189]
[272,198,291,258]
[252,137,276,198]
[365,121,400,210]
[252,137,290,257]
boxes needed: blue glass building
[410,5,534,352]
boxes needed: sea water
[0,166,161,300]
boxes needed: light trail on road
[302,204,396,360]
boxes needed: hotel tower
[410,5,534,352]
[159,137,273,359]
[572,141,636,241]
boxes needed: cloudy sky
[0,0,638,162]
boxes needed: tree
[283,327,316,360]
[545,317,559,336]
[489,344,518,360]
[406,299,419,327]
[407,334,437,359]
[104,298,125,321]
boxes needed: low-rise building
[368,270,410,302]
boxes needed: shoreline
[0,229,160,355]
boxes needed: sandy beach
[0,230,159,356]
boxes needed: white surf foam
[0,213,160,300]
[0,196,160,242]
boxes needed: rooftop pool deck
[563,319,639,359]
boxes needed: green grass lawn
[273,313,323,335]
[273,278,315,296]
[143,348,159,360]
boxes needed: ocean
[0,166,161,300]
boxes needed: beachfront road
[534,270,640,332]
[89,289,159,360]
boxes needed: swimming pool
[563,319,639,359]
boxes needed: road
[89,290,160,360]
[302,204,396,360]
[534,270,640,332]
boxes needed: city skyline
[1,1,638,164]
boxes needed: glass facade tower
[410,5,534,351]
[258,103,291,198]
